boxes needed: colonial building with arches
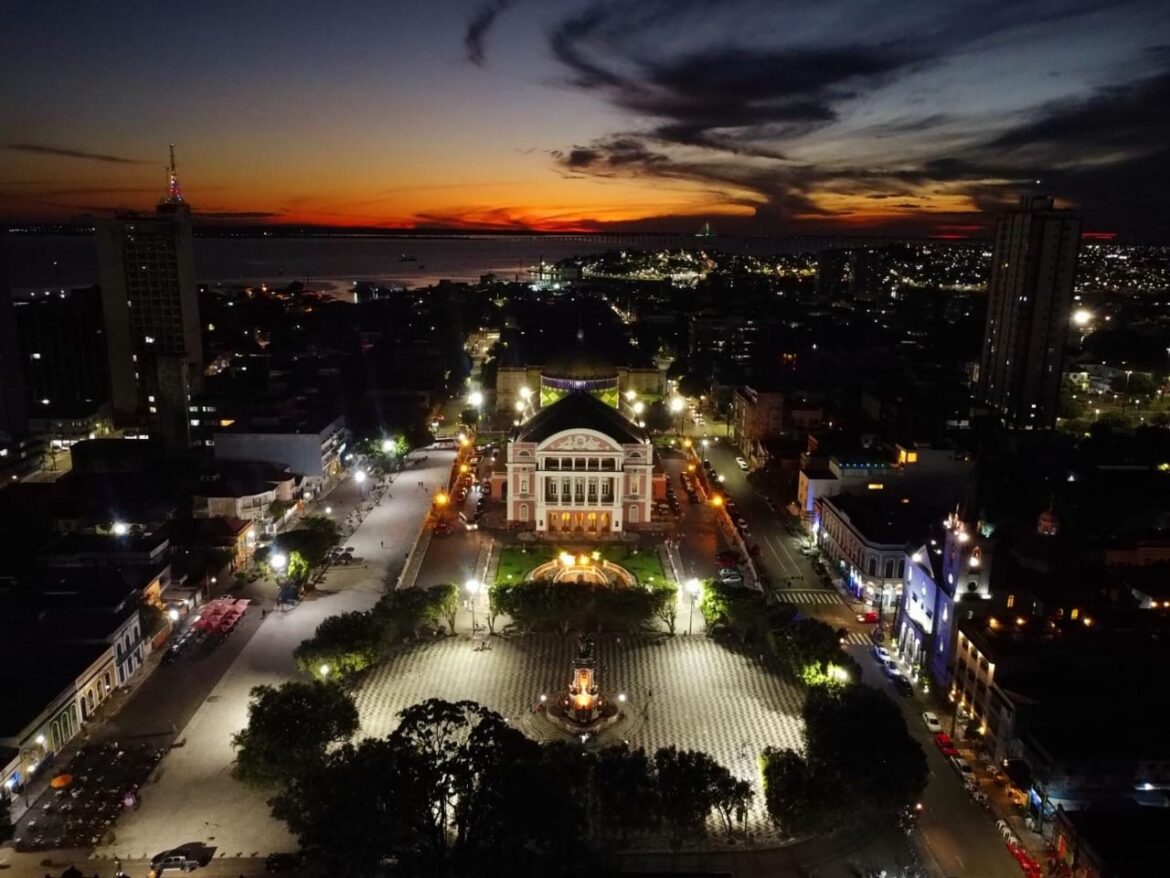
[498,391,662,535]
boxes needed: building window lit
[1006,594,1015,609]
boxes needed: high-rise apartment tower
[97,146,203,450]
[977,195,1081,430]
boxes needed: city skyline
[3,1,1170,239]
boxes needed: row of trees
[488,579,677,635]
[234,691,751,876]
[699,579,862,686]
[762,685,929,835]
[293,584,458,681]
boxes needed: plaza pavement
[353,632,805,847]
[94,451,456,862]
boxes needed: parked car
[857,610,880,624]
[718,568,745,584]
[882,658,901,677]
[716,550,743,565]
[872,645,891,663]
[151,846,203,872]
[934,732,957,757]
[892,676,914,697]
[950,755,975,782]
[735,456,749,471]
[922,712,943,734]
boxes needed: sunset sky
[3,0,1169,237]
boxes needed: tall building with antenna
[97,145,203,450]
[977,195,1081,430]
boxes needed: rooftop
[516,391,647,446]
[825,490,941,546]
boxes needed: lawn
[494,545,541,584]
[493,544,669,587]
[605,545,669,586]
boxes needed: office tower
[97,146,203,450]
[977,195,1081,430]
[0,231,29,438]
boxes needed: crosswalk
[841,631,874,646]
[774,588,846,606]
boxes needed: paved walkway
[89,451,456,862]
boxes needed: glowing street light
[167,607,180,623]
[469,390,484,408]
[381,438,394,454]
[669,396,685,414]
[354,469,367,484]
[465,578,482,632]
[709,494,724,507]
[111,521,129,537]
[624,389,637,402]
[1072,308,1093,327]
[633,401,645,416]
[435,491,450,507]
[319,664,331,678]
[270,552,287,573]
[685,578,701,635]
[514,400,525,413]
[324,506,332,515]
[520,386,532,401]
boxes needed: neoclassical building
[496,392,659,534]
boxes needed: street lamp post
[685,578,701,635]
[270,551,287,584]
[670,396,685,437]
[465,578,482,633]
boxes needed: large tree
[653,746,725,845]
[591,744,659,841]
[803,685,928,815]
[231,681,358,789]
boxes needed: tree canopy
[231,680,358,789]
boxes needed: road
[701,436,1022,878]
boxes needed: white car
[951,755,975,781]
[735,456,749,471]
[922,711,943,734]
[873,645,891,663]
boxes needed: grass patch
[606,545,669,587]
[493,544,670,587]
[494,545,540,585]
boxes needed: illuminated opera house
[492,390,666,535]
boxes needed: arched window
[629,505,639,523]
[518,503,528,521]
[867,557,876,577]
[884,560,895,579]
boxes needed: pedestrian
[380,540,384,548]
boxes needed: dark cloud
[5,143,147,164]
[464,0,514,66]
[540,1,1170,237]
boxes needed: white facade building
[502,392,654,534]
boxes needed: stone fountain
[543,634,622,738]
